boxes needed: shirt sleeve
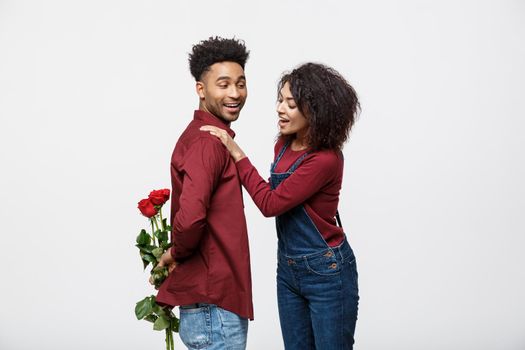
[235,153,337,217]
[171,138,226,260]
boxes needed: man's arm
[170,138,225,261]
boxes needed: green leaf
[135,296,154,320]
[152,303,166,317]
[161,242,173,250]
[171,316,180,333]
[136,244,157,254]
[153,229,162,239]
[141,252,157,265]
[157,231,169,244]
[136,229,151,245]
[144,314,158,323]
[141,258,150,270]
[151,266,169,288]
[153,315,170,331]
[152,247,164,259]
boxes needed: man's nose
[228,86,241,99]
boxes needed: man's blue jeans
[178,304,248,350]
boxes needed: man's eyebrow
[216,75,246,82]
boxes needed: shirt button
[324,251,334,257]
[329,263,338,269]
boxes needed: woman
[201,62,360,350]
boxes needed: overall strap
[271,140,290,172]
[335,210,343,228]
[288,151,311,173]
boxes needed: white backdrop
[1,1,524,349]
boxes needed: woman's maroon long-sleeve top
[235,137,345,247]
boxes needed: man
[155,37,253,349]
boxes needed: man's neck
[198,107,231,127]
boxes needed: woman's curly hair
[278,63,360,151]
[189,36,250,81]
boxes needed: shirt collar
[193,110,236,138]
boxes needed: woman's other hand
[200,125,246,162]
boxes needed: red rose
[148,189,170,206]
[138,198,158,218]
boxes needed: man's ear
[196,81,205,100]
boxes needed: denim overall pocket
[304,249,341,276]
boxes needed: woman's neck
[290,134,309,151]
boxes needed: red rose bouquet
[135,189,178,350]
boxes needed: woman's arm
[235,155,337,217]
[200,124,338,217]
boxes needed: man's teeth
[225,103,240,107]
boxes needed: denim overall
[271,141,359,350]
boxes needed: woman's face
[277,82,309,137]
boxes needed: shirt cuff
[169,246,177,260]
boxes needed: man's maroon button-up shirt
[156,110,253,320]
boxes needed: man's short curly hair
[188,36,250,81]
[278,63,360,151]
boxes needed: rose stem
[150,219,156,246]
[159,207,165,231]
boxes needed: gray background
[1,0,524,349]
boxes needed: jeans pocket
[217,308,248,348]
[304,254,341,276]
[179,306,211,349]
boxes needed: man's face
[196,61,247,124]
